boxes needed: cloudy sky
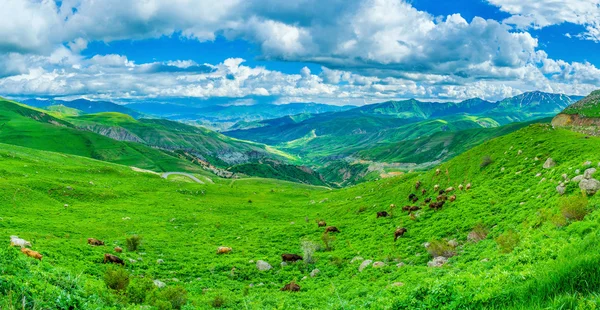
[1,0,600,105]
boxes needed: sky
[0,0,599,105]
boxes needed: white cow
[10,236,31,248]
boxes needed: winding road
[161,172,205,184]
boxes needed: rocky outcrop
[80,125,144,143]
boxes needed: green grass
[3,123,600,308]
[563,90,600,117]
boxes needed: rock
[355,196,362,199]
[572,175,585,183]
[501,167,505,172]
[556,184,566,196]
[310,269,320,277]
[359,260,373,272]
[585,161,592,166]
[171,278,179,282]
[580,178,600,195]
[301,276,308,281]
[64,204,69,208]
[392,282,405,287]
[534,157,539,161]
[256,260,272,271]
[281,262,288,267]
[543,158,556,169]
[396,262,405,268]
[448,239,458,247]
[422,242,430,248]
[372,261,385,268]
[480,258,489,263]
[427,256,448,267]
[156,259,164,264]
[517,150,523,155]
[128,258,137,263]
[539,178,546,184]
[535,173,542,177]
[350,256,364,264]
[584,168,597,179]
[153,280,166,288]
[290,222,295,225]
[562,174,568,180]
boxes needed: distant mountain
[496,91,583,114]
[22,98,143,118]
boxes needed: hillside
[23,98,143,118]
[552,90,600,136]
[2,123,600,308]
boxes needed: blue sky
[0,0,599,105]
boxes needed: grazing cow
[408,206,421,212]
[325,226,340,233]
[436,169,441,176]
[445,187,455,193]
[408,193,417,201]
[411,196,419,203]
[10,236,31,248]
[20,248,42,260]
[394,228,408,241]
[217,246,232,254]
[429,201,445,211]
[281,253,303,262]
[424,197,432,203]
[104,253,125,265]
[402,205,412,212]
[114,247,123,253]
[421,189,427,195]
[434,184,440,192]
[436,194,447,202]
[415,180,422,190]
[87,238,105,246]
[458,184,464,191]
[317,221,327,227]
[466,183,472,190]
[281,282,301,292]
[377,211,389,218]
[449,195,457,202]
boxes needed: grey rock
[256,260,272,271]
[543,158,556,169]
[556,184,566,196]
[153,280,166,288]
[350,256,364,263]
[572,175,585,183]
[580,178,600,195]
[576,169,581,174]
[422,242,430,248]
[584,168,597,179]
[280,262,288,267]
[359,260,373,272]
[584,161,592,166]
[372,261,386,268]
[427,256,448,267]
[310,269,320,277]
[392,282,405,287]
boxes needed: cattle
[402,205,412,212]
[466,183,472,190]
[325,226,340,233]
[408,193,417,201]
[281,253,303,262]
[436,169,441,176]
[87,238,104,246]
[429,201,445,211]
[459,184,464,191]
[424,197,432,203]
[434,184,440,192]
[394,228,408,241]
[377,211,389,218]
[317,221,327,227]
[281,281,301,292]
[114,247,123,253]
[217,246,232,254]
[437,194,447,202]
[10,236,31,248]
[409,206,421,212]
[445,187,455,193]
[421,189,427,195]
[415,180,421,190]
[449,195,457,202]
[439,190,445,195]
[20,248,42,260]
[104,253,125,265]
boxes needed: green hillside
[2,123,600,308]
[562,90,600,117]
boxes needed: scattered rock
[310,269,320,277]
[66,186,73,190]
[157,259,164,264]
[562,174,568,180]
[290,222,295,225]
[350,256,364,264]
[556,184,566,196]
[256,260,272,271]
[448,239,458,247]
[153,280,166,288]
[584,168,597,179]
[248,260,255,264]
[372,261,385,268]
[355,196,362,199]
[64,204,69,208]
[580,178,600,195]
[572,175,585,183]
[301,276,308,281]
[543,158,556,169]
[128,258,137,263]
[427,256,448,267]
[392,282,405,287]
[517,150,523,155]
[171,278,179,282]
[539,178,546,184]
[396,262,405,268]
[584,161,592,166]
[359,260,373,272]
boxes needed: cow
[445,187,455,193]
[402,205,412,212]
[437,194,447,202]
[449,195,457,202]
[281,253,303,262]
[439,190,446,195]
[217,246,232,254]
[104,253,125,265]
[466,183,472,190]
[114,247,123,253]
[408,206,421,212]
[429,201,445,211]
[434,184,440,192]
[87,238,104,246]
[424,197,432,203]
[435,169,441,176]
[458,184,464,191]
[325,226,340,233]
[394,228,408,241]
[281,281,301,292]
[408,193,417,201]
[377,211,389,218]
[10,236,31,248]
[20,248,42,260]
[415,180,422,190]
[421,189,427,195]
[317,220,327,227]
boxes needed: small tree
[126,235,142,252]
[321,233,335,251]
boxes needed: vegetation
[126,235,143,252]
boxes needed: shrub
[160,286,188,309]
[127,277,155,304]
[496,230,520,253]
[467,223,488,242]
[426,240,456,258]
[301,240,319,264]
[321,233,335,251]
[211,295,226,308]
[103,266,130,291]
[356,206,367,214]
[126,235,142,252]
[480,155,493,168]
[560,196,589,221]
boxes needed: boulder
[350,256,364,264]
[256,260,272,271]
[572,175,585,183]
[392,282,405,287]
[584,168,597,179]
[359,260,373,272]
[556,184,566,196]
[372,261,386,268]
[427,256,448,267]
[153,280,166,288]
[310,269,320,277]
[580,178,600,195]
[543,158,556,169]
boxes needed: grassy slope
[2,124,600,308]
[0,98,205,174]
[563,90,600,117]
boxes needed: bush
[321,233,335,251]
[480,155,493,168]
[426,240,456,258]
[496,230,520,253]
[160,286,187,309]
[560,196,589,221]
[467,223,488,242]
[301,240,319,264]
[211,295,226,308]
[126,235,142,252]
[103,266,130,291]
[127,277,155,304]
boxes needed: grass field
[2,123,600,309]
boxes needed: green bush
[103,267,130,291]
[160,286,188,309]
[301,240,319,264]
[127,277,155,304]
[467,223,488,242]
[321,233,335,251]
[426,240,456,258]
[126,235,142,252]
[211,295,226,308]
[480,155,493,168]
[496,230,520,253]
[560,196,589,221]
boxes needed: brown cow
[281,253,303,262]
[421,189,427,195]
[281,281,300,292]
[436,194,447,202]
[424,197,432,203]
[429,201,445,211]
[408,193,417,201]
[466,183,472,190]
[445,187,455,193]
[377,211,389,218]
[402,205,412,212]
[114,247,123,253]
[104,253,124,265]
[394,228,407,241]
[217,246,233,254]
[449,195,457,202]
[20,248,43,260]
[408,206,421,212]
[415,180,421,190]
[317,220,327,227]
[87,238,104,246]
[325,226,340,233]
